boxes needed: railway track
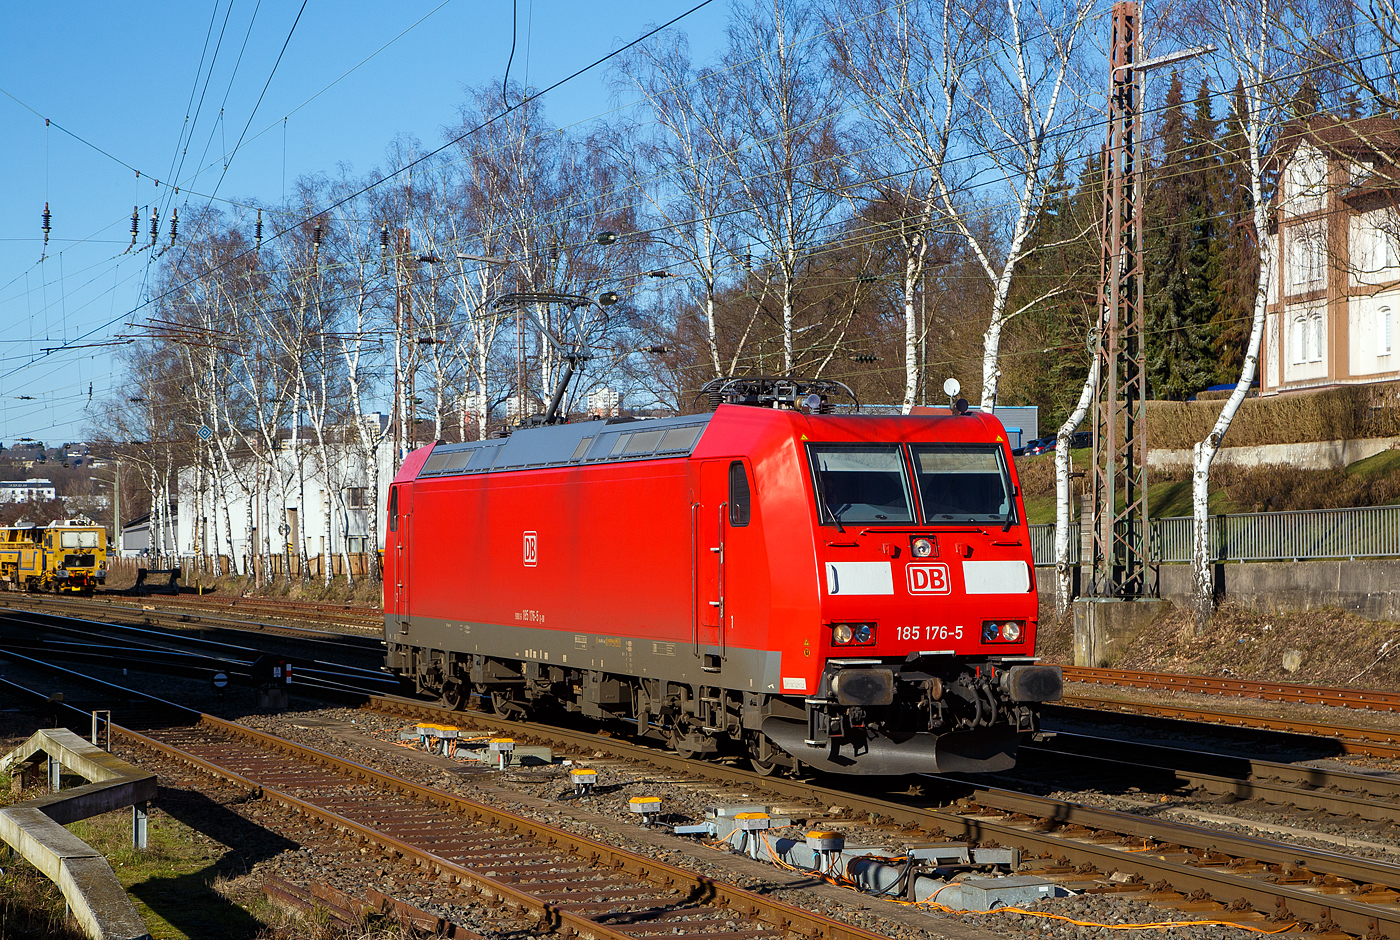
[1023,731,1400,825]
[11,639,1400,939]
[1052,696,1400,759]
[119,714,888,940]
[0,591,383,638]
[0,607,390,699]
[363,694,1400,939]
[1062,665,1400,713]
[0,596,384,662]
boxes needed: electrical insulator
[380,223,389,266]
[313,221,323,246]
[128,207,139,250]
[42,203,51,247]
[169,208,179,246]
[255,209,263,251]
[149,207,159,247]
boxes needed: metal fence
[1029,504,1400,566]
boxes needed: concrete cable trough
[0,728,156,940]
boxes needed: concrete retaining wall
[1147,436,1400,470]
[1037,558,1400,624]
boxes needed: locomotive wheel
[440,678,470,712]
[746,734,785,777]
[668,725,700,760]
[491,691,528,721]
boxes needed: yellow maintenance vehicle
[0,521,107,594]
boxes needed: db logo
[906,563,950,594]
[523,531,538,567]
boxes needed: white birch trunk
[1054,357,1099,616]
[1191,0,1275,629]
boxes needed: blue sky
[0,0,728,447]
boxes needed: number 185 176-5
[895,625,964,642]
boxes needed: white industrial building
[175,438,396,575]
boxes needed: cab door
[389,485,412,628]
[692,461,727,668]
[693,460,757,671]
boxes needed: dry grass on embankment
[1036,601,1400,692]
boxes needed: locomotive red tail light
[831,622,875,646]
[982,620,1026,643]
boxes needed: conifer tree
[1146,71,1215,399]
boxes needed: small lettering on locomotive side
[515,609,545,623]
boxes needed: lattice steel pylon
[1089,0,1153,598]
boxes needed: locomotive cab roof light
[943,377,972,414]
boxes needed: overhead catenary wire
[5,7,1394,437]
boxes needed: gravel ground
[236,706,1332,940]
[6,622,1399,939]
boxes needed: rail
[1030,503,1400,565]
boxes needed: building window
[1309,313,1324,363]
[345,487,368,509]
[1289,225,1325,291]
[1292,316,1305,365]
[1381,305,1393,355]
[1287,145,1327,212]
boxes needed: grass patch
[68,808,265,940]
[1346,447,1400,479]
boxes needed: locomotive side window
[728,461,751,526]
[388,487,399,532]
[807,444,914,525]
[910,443,1015,524]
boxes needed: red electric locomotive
[384,380,1062,775]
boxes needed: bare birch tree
[720,0,847,375]
[1175,0,1290,627]
[829,0,1092,407]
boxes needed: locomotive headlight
[852,623,873,644]
[981,620,1026,643]
[911,537,934,558]
[833,623,854,645]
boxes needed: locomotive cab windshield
[808,441,1017,527]
[911,443,1015,525]
[808,444,913,524]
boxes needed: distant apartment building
[587,386,620,418]
[0,478,56,503]
[1263,116,1400,394]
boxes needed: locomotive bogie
[385,405,1062,775]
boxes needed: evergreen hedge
[1146,380,1400,449]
